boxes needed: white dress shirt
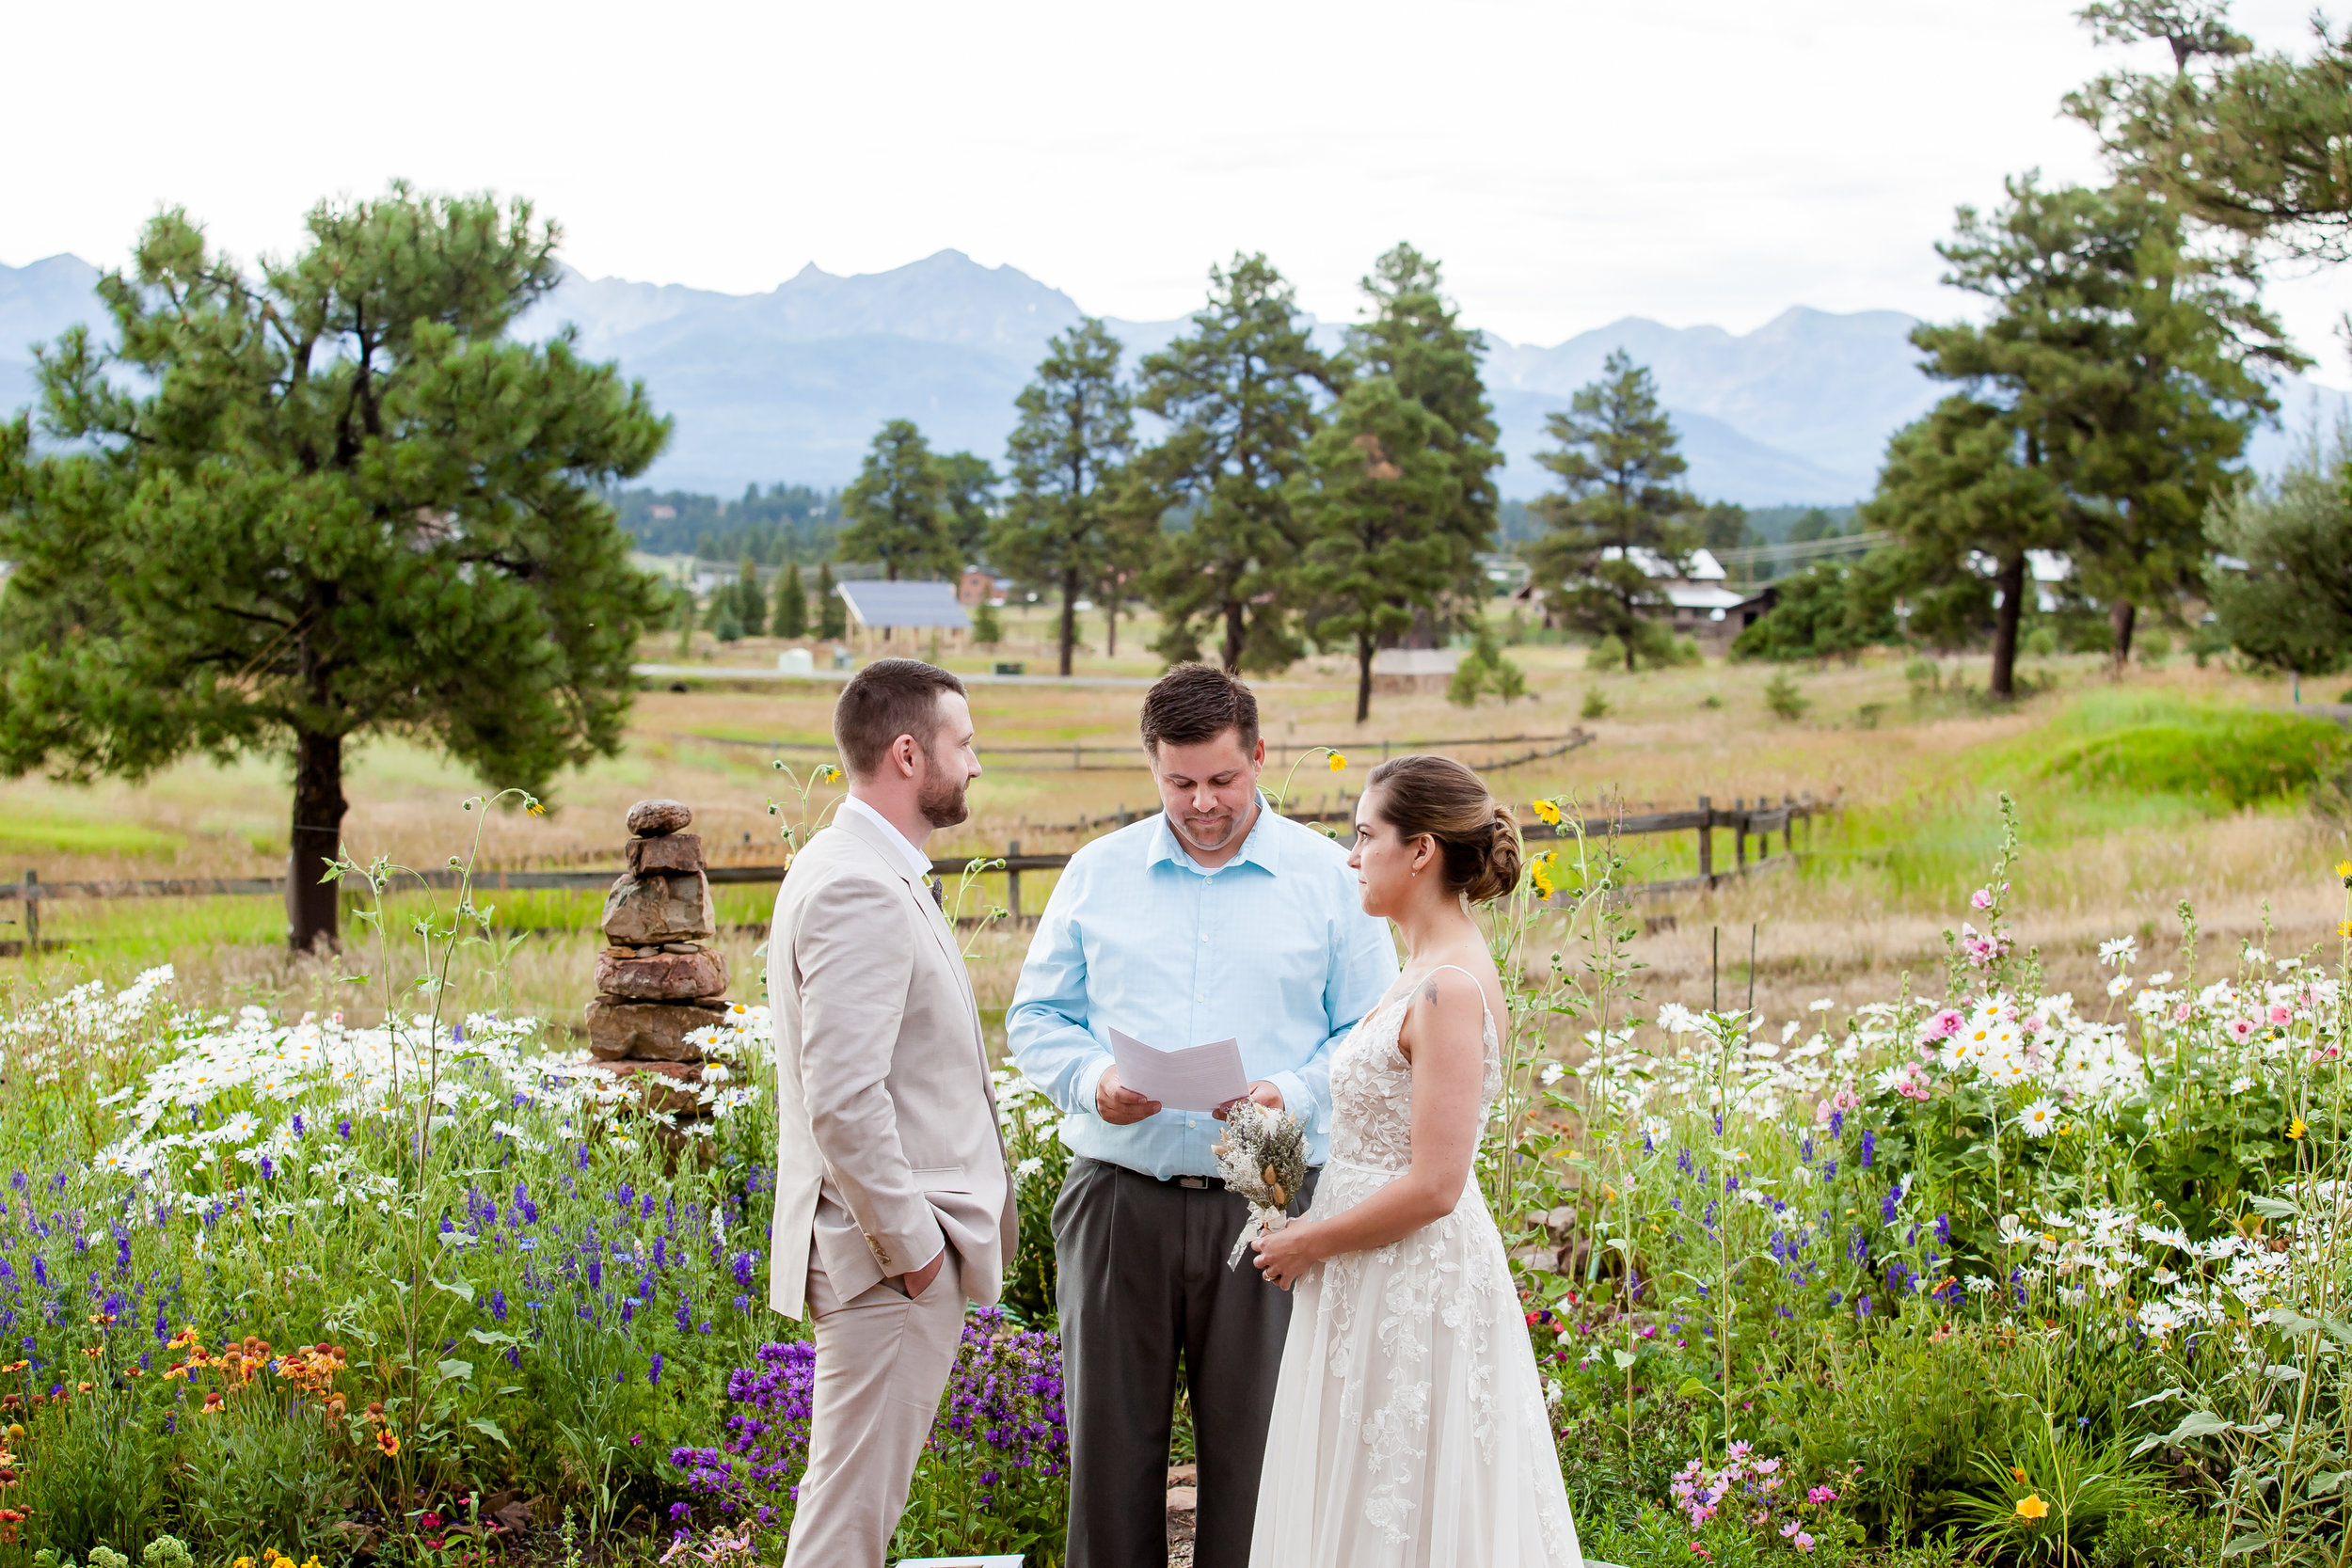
[836,794,935,881]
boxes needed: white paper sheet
[1107,1026,1248,1112]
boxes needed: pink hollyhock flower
[1970,887,1994,911]
[1928,1008,1963,1038]
[2270,1005,2292,1025]
[2226,1017,2257,1044]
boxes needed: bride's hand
[1252,1221,1320,1291]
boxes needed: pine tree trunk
[1991,553,2027,701]
[1058,566,1080,677]
[1104,580,1119,658]
[2109,598,2137,678]
[1356,633,1375,724]
[1221,600,1248,673]
[288,730,347,953]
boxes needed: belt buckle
[1177,1175,1211,1190]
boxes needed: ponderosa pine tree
[994,319,1134,675]
[0,185,669,952]
[1345,244,1502,611]
[937,449,999,565]
[773,561,809,640]
[1136,254,1339,673]
[1526,350,1696,670]
[839,420,955,580]
[1878,175,2294,691]
[2071,2,2352,262]
[1290,376,1463,721]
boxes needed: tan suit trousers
[783,1239,966,1568]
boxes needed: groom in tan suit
[766,657,1016,1568]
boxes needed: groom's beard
[918,761,971,830]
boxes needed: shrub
[971,601,1004,646]
[1449,622,1529,706]
[1581,686,1612,721]
[1587,635,1628,671]
[2022,626,2059,658]
[170,1396,355,1559]
[1731,562,1895,663]
[1764,671,1810,721]
[2135,628,2170,668]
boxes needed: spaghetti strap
[1415,963,1495,1028]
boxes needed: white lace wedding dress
[1249,966,1583,1568]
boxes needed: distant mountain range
[5,248,2343,506]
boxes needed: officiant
[1008,664,1397,1568]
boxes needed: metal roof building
[835,579,972,632]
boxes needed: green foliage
[1948,1418,2156,1567]
[970,599,1003,647]
[613,482,839,564]
[1768,1315,2024,1542]
[995,1077,1070,1326]
[1587,635,1628,671]
[1291,375,1464,721]
[1763,671,1811,721]
[772,561,809,640]
[838,420,958,581]
[2086,1499,2225,1567]
[1344,243,1503,589]
[1446,620,1528,708]
[15,1388,168,1558]
[995,319,1134,677]
[817,561,847,640]
[1632,621,1704,669]
[1136,254,1335,673]
[2070,3,2352,262]
[1526,350,1698,663]
[170,1396,356,1558]
[2038,708,2346,810]
[2022,625,2060,657]
[1580,685,1611,721]
[1865,173,2294,698]
[2210,443,2352,676]
[1732,562,1899,662]
[0,184,670,951]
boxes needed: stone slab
[584,997,729,1062]
[594,946,727,1001]
[627,832,705,875]
[627,799,692,835]
[600,871,716,945]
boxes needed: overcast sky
[4,0,2344,379]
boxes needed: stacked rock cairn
[587,798,730,1122]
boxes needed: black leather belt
[1171,1174,1223,1191]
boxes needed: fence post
[21,870,35,957]
[1696,797,1713,885]
[1783,794,1794,855]
[1734,799,1747,874]
[1007,840,1022,923]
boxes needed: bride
[1248,754,1582,1567]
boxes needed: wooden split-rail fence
[0,793,1831,950]
[682,728,1597,774]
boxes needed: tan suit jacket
[765,809,1016,1319]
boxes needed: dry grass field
[0,600,2343,1056]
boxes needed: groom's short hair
[1140,663,1259,756]
[834,658,968,780]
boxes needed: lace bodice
[1327,965,1503,1174]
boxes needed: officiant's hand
[1213,1080,1285,1121]
[1095,1068,1162,1125]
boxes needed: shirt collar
[1145,793,1282,878]
[837,794,934,880]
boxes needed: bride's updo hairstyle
[1363,754,1524,904]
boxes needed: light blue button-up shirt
[1006,799,1400,1178]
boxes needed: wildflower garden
[0,782,2342,1568]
